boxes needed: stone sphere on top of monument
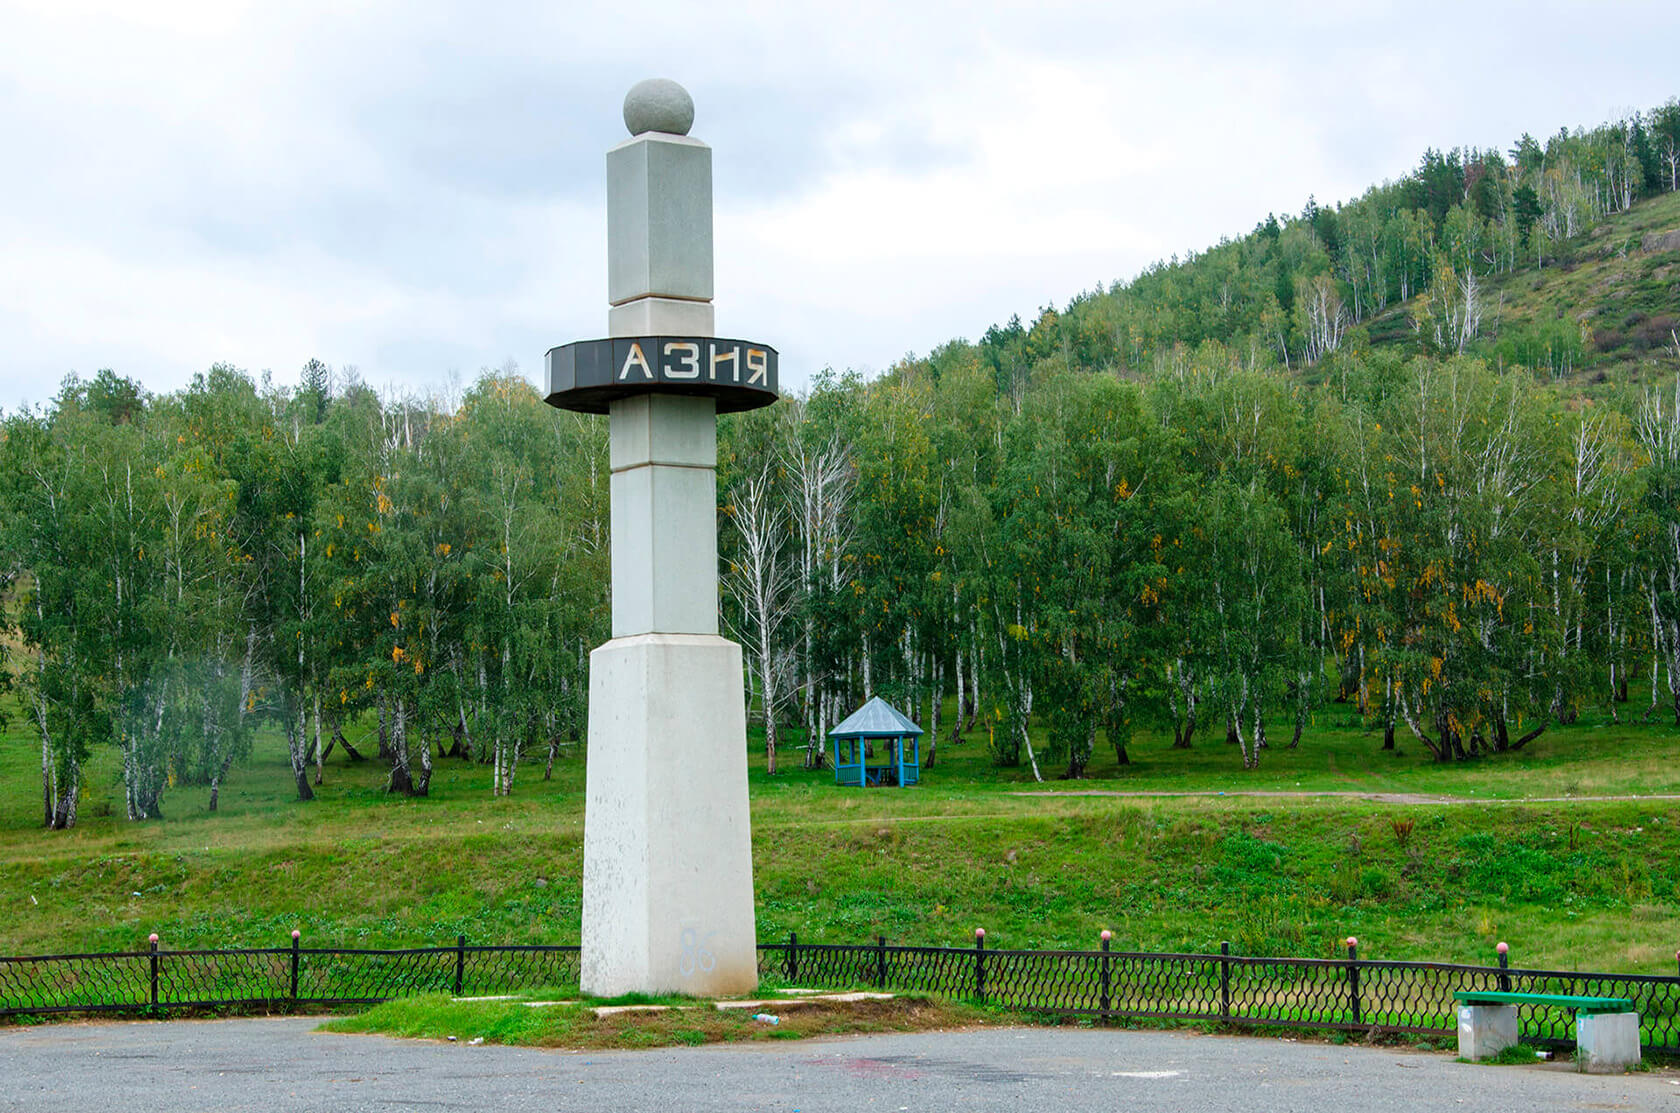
[623,78,695,137]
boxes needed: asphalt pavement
[2,1016,1676,1112]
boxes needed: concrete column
[1576,1011,1641,1073]
[1456,1003,1518,1060]
[606,131,712,309]
[579,79,758,997]
[581,634,755,995]
[607,393,718,638]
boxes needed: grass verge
[2,693,1678,971]
[319,992,998,1049]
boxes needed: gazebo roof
[829,696,923,738]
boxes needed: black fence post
[290,930,301,1008]
[454,935,466,997]
[1345,937,1362,1027]
[1497,941,1511,993]
[1219,941,1231,1023]
[786,931,799,983]
[875,935,887,989]
[148,933,160,1011]
[1099,930,1112,1025]
[974,929,986,1004]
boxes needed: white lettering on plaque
[663,341,700,379]
[709,343,739,383]
[618,342,654,381]
[746,348,768,386]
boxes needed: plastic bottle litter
[751,1013,780,1025]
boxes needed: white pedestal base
[580,633,757,998]
[1457,1004,1518,1060]
[1576,1011,1640,1073]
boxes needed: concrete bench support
[1576,1011,1641,1073]
[1457,1003,1518,1060]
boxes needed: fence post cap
[1345,936,1357,947]
[975,928,985,939]
[148,933,159,944]
[292,929,302,940]
[1100,929,1112,942]
[1496,941,1509,955]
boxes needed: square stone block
[581,633,757,999]
[1457,1003,1518,1060]
[608,452,717,638]
[610,393,717,471]
[608,133,713,305]
[1576,1011,1640,1073]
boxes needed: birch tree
[1636,377,1680,724]
[1298,274,1348,365]
[724,463,797,774]
[785,425,854,768]
[1,406,106,828]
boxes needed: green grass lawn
[320,992,999,1049]
[2,694,1677,976]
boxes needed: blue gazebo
[829,697,923,787]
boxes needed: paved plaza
[2,1017,1676,1112]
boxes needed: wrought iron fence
[4,933,1677,1053]
[0,936,581,1017]
[759,933,1680,1052]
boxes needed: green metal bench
[1454,991,1640,1071]
[1453,991,1632,1013]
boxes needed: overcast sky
[1,0,1676,411]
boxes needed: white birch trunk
[1020,676,1042,783]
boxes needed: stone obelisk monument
[545,79,777,997]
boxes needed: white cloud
[1,0,1676,409]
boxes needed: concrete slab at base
[592,1004,674,1018]
[581,633,757,998]
[1457,1003,1518,1060]
[1576,1011,1640,1073]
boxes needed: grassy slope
[2,694,1676,975]
[1496,189,1680,378]
[1363,189,1680,384]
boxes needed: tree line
[6,340,1676,828]
[4,102,1679,826]
[1,366,606,826]
[726,346,1680,780]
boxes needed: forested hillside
[980,98,1680,384]
[3,102,1679,827]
